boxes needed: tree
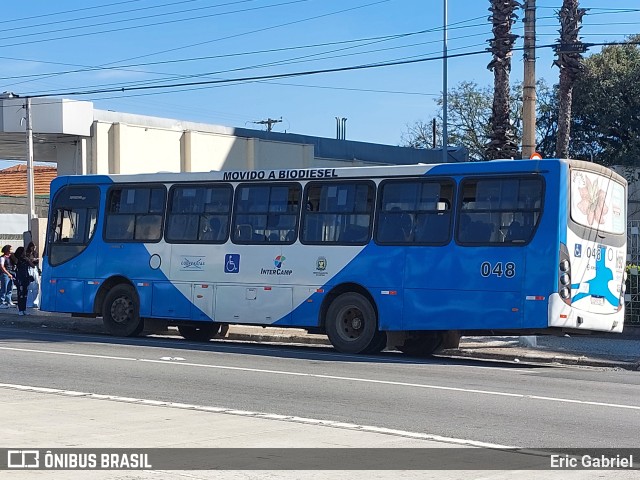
[533,80,559,159]
[402,80,557,161]
[569,36,640,166]
[400,119,436,150]
[554,0,586,158]
[486,0,521,159]
[401,82,493,160]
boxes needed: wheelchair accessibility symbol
[225,254,240,273]
[574,244,582,258]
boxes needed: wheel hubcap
[338,307,364,341]
[111,296,134,324]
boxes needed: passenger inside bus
[378,207,412,242]
[505,219,532,243]
[200,217,221,241]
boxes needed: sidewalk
[3,386,634,479]
[0,308,638,371]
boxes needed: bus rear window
[570,169,625,235]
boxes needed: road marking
[0,382,515,450]
[0,345,138,361]
[1,345,638,411]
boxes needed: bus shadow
[0,323,550,370]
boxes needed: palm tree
[554,0,586,158]
[486,0,521,160]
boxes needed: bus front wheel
[102,284,144,337]
[178,324,220,342]
[325,293,379,354]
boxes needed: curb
[448,348,640,371]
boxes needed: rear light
[559,244,571,305]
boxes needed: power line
[18,39,490,96]
[1,38,637,113]
[0,0,148,24]
[0,0,207,32]
[0,24,472,82]
[2,0,394,91]
[1,15,491,94]
[21,40,639,100]
[0,0,313,47]
[106,0,393,65]
[4,12,637,90]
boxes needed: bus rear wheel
[102,284,143,337]
[397,332,443,357]
[325,292,379,354]
[178,324,220,342]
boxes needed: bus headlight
[560,273,570,286]
[560,259,570,272]
[560,287,571,299]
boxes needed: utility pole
[522,0,537,159]
[432,118,437,149]
[25,97,36,228]
[253,117,282,132]
[442,0,448,162]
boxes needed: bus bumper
[548,293,624,333]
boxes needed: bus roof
[51,158,625,189]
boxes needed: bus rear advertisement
[41,159,627,356]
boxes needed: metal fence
[625,220,640,325]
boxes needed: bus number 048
[481,262,516,278]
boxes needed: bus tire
[397,332,443,357]
[325,292,379,354]
[102,284,144,337]
[364,330,388,354]
[178,324,220,342]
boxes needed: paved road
[1,326,638,450]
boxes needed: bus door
[45,186,100,313]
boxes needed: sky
[1,0,639,148]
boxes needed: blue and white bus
[41,159,627,355]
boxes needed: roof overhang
[0,97,93,162]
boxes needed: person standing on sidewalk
[0,245,15,307]
[13,247,33,316]
[25,242,40,308]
